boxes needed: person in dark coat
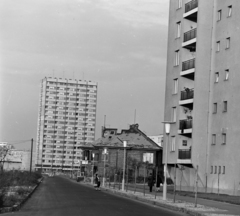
[147,173,155,192]
[94,173,100,190]
[156,173,163,192]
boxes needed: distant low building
[3,149,33,171]
[0,142,14,149]
[91,124,163,178]
[148,135,163,147]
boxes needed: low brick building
[89,124,163,180]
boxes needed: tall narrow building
[35,77,98,172]
[164,0,240,195]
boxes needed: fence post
[134,166,137,193]
[118,172,121,190]
[143,165,146,196]
[126,164,129,192]
[173,163,176,203]
[155,166,158,199]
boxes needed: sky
[0,0,169,150]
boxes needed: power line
[1,139,34,145]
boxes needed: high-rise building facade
[35,77,98,172]
[164,0,240,195]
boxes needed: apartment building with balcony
[35,77,98,172]
[163,0,240,195]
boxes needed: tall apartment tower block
[164,0,240,195]
[35,77,98,172]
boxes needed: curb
[104,188,206,216]
[77,181,208,216]
[0,177,44,214]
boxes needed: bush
[0,192,5,208]
[3,195,19,207]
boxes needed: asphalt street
[2,176,188,216]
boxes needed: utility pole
[30,138,33,174]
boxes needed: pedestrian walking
[94,173,100,190]
[156,172,163,192]
[147,173,155,192]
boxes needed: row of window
[176,0,232,19]
[43,155,81,159]
[42,160,81,164]
[43,135,94,140]
[46,91,97,98]
[216,37,230,52]
[45,101,96,108]
[45,106,95,111]
[215,70,229,82]
[213,101,227,113]
[210,165,225,174]
[44,120,95,126]
[44,125,94,131]
[45,115,95,120]
[47,86,97,92]
[43,150,82,154]
[217,5,232,21]
[44,130,94,135]
[46,96,97,102]
[44,121,95,127]
[43,144,80,148]
[212,133,226,145]
[47,81,97,88]
[174,37,230,67]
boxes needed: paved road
[3,176,188,216]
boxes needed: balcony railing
[182,58,195,71]
[183,28,197,42]
[185,0,198,13]
[179,119,192,130]
[181,89,194,100]
[178,149,191,160]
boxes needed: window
[223,101,227,112]
[225,69,229,80]
[216,41,220,52]
[173,79,178,94]
[215,72,219,83]
[228,5,232,17]
[218,166,221,174]
[182,140,187,146]
[212,134,216,145]
[175,50,180,66]
[223,166,225,174]
[217,10,222,21]
[172,107,177,122]
[222,133,226,144]
[143,153,154,163]
[210,166,213,174]
[176,22,181,38]
[171,136,176,151]
[226,37,230,49]
[215,166,217,174]
[213,103,217,114]
[100,149,109,161]
[177,0,182,9]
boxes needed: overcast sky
[0,0,169,149]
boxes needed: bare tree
[0,146,10,172]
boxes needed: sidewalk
[80,180,240,216]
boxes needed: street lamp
[162,121,173,201]
[91,153,95,184]
[102,148,107,187]
[122,141,127,191]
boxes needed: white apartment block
[35,77,97,172]
[164,0,240,195]
[148,135,163,147]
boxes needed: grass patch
[0,170,42,208]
